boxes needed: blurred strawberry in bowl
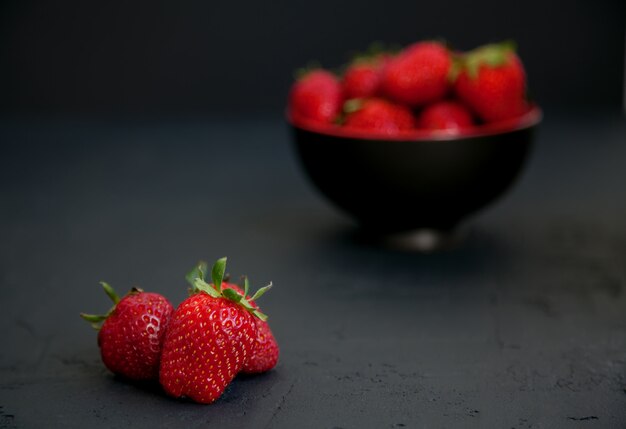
[416,100,474,133]
[286,39,541,238]
[381,41,452,107]
[343,98,416,135]
[287,39,533,136]
[288,69,343,124]
[454,41,529,123]
[342,50,390,99]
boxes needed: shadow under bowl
[289,107,542,235]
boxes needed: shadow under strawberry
[108,374,164,396]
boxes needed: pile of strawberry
[81,258,279,404]
[288,40,530,136]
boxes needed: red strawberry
[221,281,279,374]
[342,54,389,99]
[81,283,174,380]
[288,69,343,124]
[183,263,279,375]
[417,100,474,132]
[454,41,528,122]
[159,258,273,404]
[343,98,416,135]
[381,41,452,106]
[242,317,279,374]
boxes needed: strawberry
[81,283,174,380]
[417,100,474,132]
[159,258,273,404]
[184,263,279,375]
[453,41,528,122]
[288,69,343,124]
[241,315,279,374]
[343,98,416,135]
[381,41,452,107]
[222,281,279,374]
[342,54,389,99]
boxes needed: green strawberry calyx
[343,98,365,114]
[458,40,517,80]
[80,283,143,330]
[187,257,272,322]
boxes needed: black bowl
[290,107,542,234]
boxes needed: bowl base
[356,226,468,252]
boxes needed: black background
[1,0,625,115]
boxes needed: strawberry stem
[187,258,272,321]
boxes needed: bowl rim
[288,105,543,142]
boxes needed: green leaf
[100,282,120,305]
[243,276,249,298]
[481,48,505,67]
[194,278,221,298]
[252,309,268,322]
[448,55,462,83]
[237,296,267,320]
[466,55,480,80]
[464,40,517,80]
[211,257,227,293]
[249,282,272,302]
[238,298,255,310]
[80,313,107,323]
[343,98,364,114]
[185,261,208,288]
[223,287,242,303]
[80,312,108,330]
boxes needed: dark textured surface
[1,108,626,428]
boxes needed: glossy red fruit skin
[289,70,343,124]
[381,42,452,107]
[159,294,257,404]
[242,319,279,374]
[98,292,173,380]
[343,56,389,99]
[454,52,528,123]
[344,99,416,135]
[221,283,279,374]
[417,100,474,132]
